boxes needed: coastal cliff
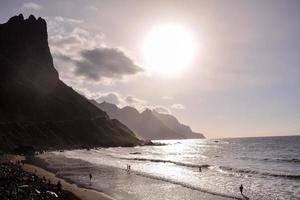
[0,14,140,151]
[92,101,205,140]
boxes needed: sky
[1,0,300,138]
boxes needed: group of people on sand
[126,164,131,173]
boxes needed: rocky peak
[7,14,24,22]
[141,108,152,114]
[0,14,58,92]
[5,14,47,40]
[99,101,119,109]
[121,106,139,114]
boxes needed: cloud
[46,15,143,86]
[49,27,103,59]
[47,18,91,60]
[75,48,143,81]
[22,2,42,10]
[46,16,106,85]
[75,88,100,99]
[52,53,73,63]
[46,16,100,55]
[86,6,99,12]
[123,95,147,111]
[153,106,170,114]
[125,96,146,104]
[96,93,120,105]
[75,89,121,105]
[162,96,174,100]
[77,88,171,114]
[171,104,185,110]
[53,16,83,24]
[80,90,147,111]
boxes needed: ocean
[38,136,300,200]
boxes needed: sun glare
[142,24,196,75]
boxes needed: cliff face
[93,101,205,140]
[93,102,184,140]
[0,14,140,151]
[152,111,205,139]
[0,15,58,94]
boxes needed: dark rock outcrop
[92,101,205,140]
[0,162,81,200]
[0,14,140,151]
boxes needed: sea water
[39,136,300,200]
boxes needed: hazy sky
[1,0,300,138]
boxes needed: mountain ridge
[152,110,205,139]
[92,101,205,140]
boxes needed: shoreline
[22,163,114,200]
[29,152,242,200]
[6,154,115,200]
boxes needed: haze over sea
[39,136,300,200]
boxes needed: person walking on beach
[56,181,62,192]
[239,184,244,195]
[199,166,202,172]
[89,173,92,186]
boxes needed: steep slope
[93,101,204,140]
[152,111,205,139]
[0,14,140,151]
[93,101,185,140]
[138,109,185,139]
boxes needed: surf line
[115,157,210,169]
[126,169,243,200]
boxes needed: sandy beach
[1,154,114,200]
[22,163,114,200]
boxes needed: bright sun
[142,24,196,75]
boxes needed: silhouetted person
[240,184,244,195]
[56,181,62,192]
[199,166,202,172]
[125,164,131,173]
[89,173,92,185]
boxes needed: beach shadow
[241,193,249,200]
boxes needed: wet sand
[22,163,114,200]
[33,153,239,200]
